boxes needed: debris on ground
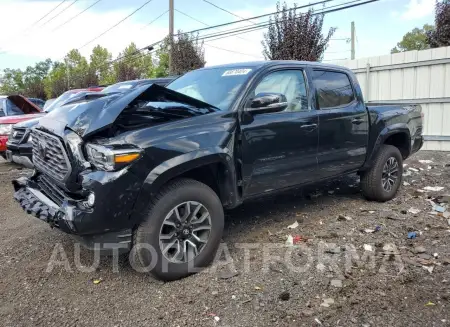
[285,235,294,246]
[423,186,445,192]
[330,279,343,288]
[92,278,103,285]
[409,168,419,172]
[419,160,433,164]
[408,207,421,214]
[293,235,306,244]
[433,205,446,213]
[219,270,239,280]
[287,221,299,229]
[408,232,417,239]
[337,214,352,221]
[278,291,290,301]
[414,246,426,254]
[320,298,335,307]
[363,244,374,252]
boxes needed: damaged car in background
[13,61,423,280]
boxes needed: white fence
[332,46,450,151]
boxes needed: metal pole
[169,0,174,75]
[351,21,355,60]
[365,63,370,101]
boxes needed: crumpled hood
[37,83,218,139]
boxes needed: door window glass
[312,70,355,109]
[251,70,308,112]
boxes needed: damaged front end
[12,84,219,249]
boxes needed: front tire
[361,145,403,202]
[133,178,224,281]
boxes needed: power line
[192,0,378,43]
[201,0,259,25]
[140,10,169,30]
[28,0,67,30]
[52,0,103,32]
[0,0,68,52]
[204,44,264,59]
[174,9,257,44]
[92,0,377,71]
[176,0,335,36]
[40,0,79,28]
[78,0,155,50]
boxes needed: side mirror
[245,92,288,114]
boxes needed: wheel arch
[130,148,239,225]
[363,124,411,170]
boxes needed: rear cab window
[312,70,355,109]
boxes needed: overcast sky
[0,0,435,71]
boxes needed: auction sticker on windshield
[222,69,252,76]
[118,85,133,89]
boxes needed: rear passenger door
[311,69,369,178]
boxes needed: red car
[0,95,43,158]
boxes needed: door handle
[352,118,364,125]
[300,123,317,129]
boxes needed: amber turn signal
[114,153,140,164]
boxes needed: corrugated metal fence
[332,46,450,151]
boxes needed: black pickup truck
[13,61,423,280]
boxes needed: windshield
[101,82,139,94]
[0,98,25,116]
[166,67,253,110]
[44,91,79,113]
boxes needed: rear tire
[361,145,403,202]
[132,178,224,281]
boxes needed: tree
[391,24,434,53]
[90,45,116,85]
[114,42,154,82]
[22,59,52,99]
[427,1,450,48]
[0,68,24,95]
[170,31,206,75]
[262,1,335,61]
[44,61,68,99]
[153,41,170,77]
[65,49,96,88]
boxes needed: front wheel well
[384,133,410,159]
[166,163,224,202]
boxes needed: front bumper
[13,169,143,248]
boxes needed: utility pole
[350,21,355,60]
[169,0,174,75]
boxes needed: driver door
[239,68,319,197]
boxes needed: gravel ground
[1,151,450,327]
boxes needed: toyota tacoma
[13,61,423,280]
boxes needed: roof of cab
[198,60,350,72]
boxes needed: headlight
[85,143,142,171]
[66,131,90,167]
[0,124,12,135]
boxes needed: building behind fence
[332,46,450,151]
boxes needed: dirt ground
[1,151,450,327]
